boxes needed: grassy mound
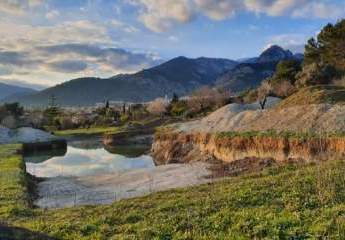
[277,85,345,109]
[2,144,345,239]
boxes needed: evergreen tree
[171,93,179,103]
[45,95,60,125]
[304,20,345,71]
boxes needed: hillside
[0,82,36,101]
[173,95,345,134]
[216,45,302,92]
[5,57,237,107]
[277,85,345,109]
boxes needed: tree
[257,81,272,109]
[171,93,179,104]
[44,95,60,125]
[1,115,16,129]
[4,103,23,118]
[304,20,345,71]
[274,60,301,84]
[187,86,230,114]
[147,98,168,116]
[296,63,337,87]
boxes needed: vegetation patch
[217,129,345,140]
[277,85,345,109]
[0,144,31,221]
[53,126,120,136]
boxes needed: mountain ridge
[0,82,37,101]
[5,56,237,106]
[215,45,303,92]
[4,45,303,107]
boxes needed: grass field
[53,126,120,136]
[2,144,345,239]
[0,145,30,220]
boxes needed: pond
[24,135,155,178]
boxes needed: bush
[296,63,337,88]
[271,80,296,98]
[147,98,168,116]
[273,60,301,84]
[59,116,74,130]
[169,101,188,117]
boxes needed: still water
[25,135,155,178]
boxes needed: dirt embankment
[152,132,345,165]
[174,104,345,134]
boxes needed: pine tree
[45,95,60,125]
[171,93,179,103]
[304,20,345,71]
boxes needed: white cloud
[0,20,112,50]
[109,19,140,33]
[195,0,242,20]
[266,34,307,53]
[45,10,60,19]
[0,18,160,86]
[130,0,193,32]
[292,2,345,19]
[0,0,44,15]
[129,0,345,32]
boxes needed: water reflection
[26,146,155,178]
[25,134,155,178]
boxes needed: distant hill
[6,57,237,107]
[216,45,303,92]
[0,82,36,101]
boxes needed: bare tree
[273,80,295,98]
[1,115,16,129]
[147,98,168,116]
[188,86,230,113]
[257,81,272,109]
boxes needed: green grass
[0,145,31,220]
[277,85,345,109]
[217,130,345,140]
[3,144,345,239]
[53,126,120,136]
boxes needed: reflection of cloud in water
[26,146,155,178]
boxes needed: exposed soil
[152,132,345,165]
[174,104,345,134]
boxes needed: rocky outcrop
[152,132,345,165]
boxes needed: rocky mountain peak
[258,45,293,63]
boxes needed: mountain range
[216,45,303,92]
[0,83,36,102]
[2,45,302,107]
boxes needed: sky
[0,0,344,90]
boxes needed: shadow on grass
[0,224,57,240]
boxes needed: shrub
[295,63,337,88]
